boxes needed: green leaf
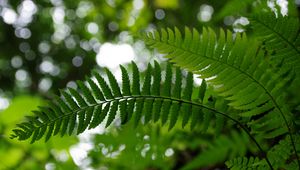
[134,98,144,127]
[105,68,122,97]
[60,90,79,110]
[120,65,131,96]
[172,67,182,98]
[77,80,96,104]
[162,63,172,97]
[89,105,102,129]
[141,63,152,95]
[143,98,154,124]
[106,100,119,127]
[132,61,140,95]
[161,100,171,126]
[168,101,181,130]
[93,71,113,99]
[87,77,105,101]
[151,61,161,95]
[68,88,87,107]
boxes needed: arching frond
[10,62,231,143]
[250,13,300,78]
[141,27,294,139]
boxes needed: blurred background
[0,0,298,169]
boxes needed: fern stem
[148,36,298,168]
[238,63,300,168]
[250,19,300,167]
[32,95,274,169]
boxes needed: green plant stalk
[23,95,274,169]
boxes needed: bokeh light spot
[96,43,134,69]
[155,9,165,20]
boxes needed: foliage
[140,13,300,169]
[250,13,300,81]
[1,0,300,169]
[225,157,268,170]
[0,96,77,170]
[11,61,230,143]
[141,26,293,139]
[267,135,300,170]
[181,130,251,170]
[88,123,175,170]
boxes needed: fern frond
[250,13,300,78]
[182,130,251,170]
[11,61,231,143]
[141,27,294,139]
[226,157,268,170]
[267,135,300,170]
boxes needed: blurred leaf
[0,95,44,137]
[0,95,44,125]
[181,131,251,170]
[0,148,24,168]
[49,135,79,150]
[215,0,253,20]
[154,0,178,9]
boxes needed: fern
[141,26,296,150]
[267,135,300,170]
[225,136,300,170]
[250,13,300,79]
[11,61,233,144]
[10,15,300,169]
[215,0,253,20]
[182,130,251,170]
[226,157,268,170]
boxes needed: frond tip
[11,61,226,143]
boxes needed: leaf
[77,81,96,104]
[143,98,154,124]
[11,62,228,144]
[141,63,152,95]
[134,98,144,127]
[162,63,172,97]
[87,77,105,101]
[132,61,140,95]
[226,157,267,170]
[106,100,119,127]
[105,68,122,97]
[120,65,131,96]
[93,71,113,99]
[172,67,182,98]
[143,26,294,141]
[151,61,161,95]
[168,101,181,130]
